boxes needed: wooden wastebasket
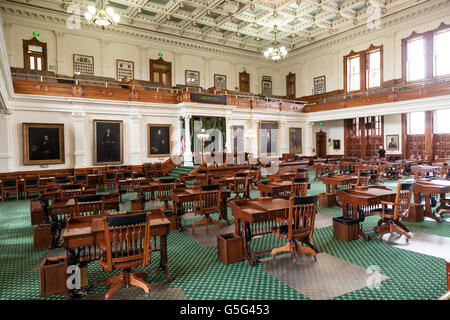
[402,203,424,222]
[33,224,52,249]
[40,255,68,297]
[130,196,143,211]
[333,216,359,241]
[217,233,243,265]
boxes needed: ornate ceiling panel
[1,0,431,54]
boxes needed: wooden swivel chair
[153,163,165,177]
[74,174,88,186]
[60,184,83,200]
[156,178,177,210]
[370,182,414,241]
[350,171,371,188]
[271,195,318,264]
[290,177,309,197]
[232,172,249,198]
[24,177,40,200]
[75,194,104,216]
[248,167,260,188]
[193,184,223,232]
[54,177,71,186]
[100,212,152,300]
[1,178,19,202]
[296,168,308,178]
[104,173,118,192]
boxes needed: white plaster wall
[384,113,403,155]
[313,120,345,156]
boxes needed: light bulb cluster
[85,4,120,28]
[263,45,288,60]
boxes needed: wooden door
[286,72,296,99]
[316,131,327,158]
[239,71,250,92]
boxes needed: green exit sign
[242,67,246,71]
[158,52,163,57]
[319,122,323,126]
[33,32,40,37]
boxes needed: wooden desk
[337,186,396,240]
[62,209,171,286]
[230,197,289,266]
[257,180,293,198]
[413,179,450,223]
[411,165,442,180]
[171,187,231,226]
[138,181,183,201]
[267,171,296,181]
[313,163,334,180]
[322,175,357,194]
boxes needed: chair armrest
[99,241,107,260]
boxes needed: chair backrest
[393,183,414,218]
[296,167,308,178]
[75,175,87,183]
[75,194,104,216]
[154,163,162,169]
[2,179,18,189]
[233,173,248,193]
[133,173,146,179]
[123,171,132,178]
[291,177,309,197]
[357,171,371,187]
[103,212,151,272]
[158,178,177,201]
[199,184,221,213]
[197,169,208,174]
[55,177,70,184]
[288,195,318,239]
[105,173,116,180]
[25,178,39,187]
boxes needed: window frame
[343,44,383,93]
[401,22,450,84]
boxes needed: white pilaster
[203,57,210,89]
[72,111,87,168]
[0,112,13,172]
[183,115,193,166]
[100,40,111,77]
[304,121,315,156]
[54,31,65,74]
[129,114,142,165]
[2,22,13,67]
[139,46,148,80]
[279,120,288,155]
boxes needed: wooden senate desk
[171,187,231,226]
[313,163,335,180]
[337,186,397,240]
[138,181,184,201]
[258,180,294,197]
[411,165,442,180]
[267,171,296,181]
[230,197,289,266]
[322,174,357,194]
[62,209,171,290]
[413,179,450,223]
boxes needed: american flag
[180,136,184,155]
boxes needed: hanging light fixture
[84,0,120,29]
[263,25,287,61]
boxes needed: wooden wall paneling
[401,113,407,158]
[425,110,433,159]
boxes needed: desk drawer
[68,236,94,248]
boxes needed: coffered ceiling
[2,0,430,55]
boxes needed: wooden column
[425,110,433,160]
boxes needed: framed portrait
[185,70,200,87]
[232,125,244,153]
[259,121,278,156]
[333,139,341,150]
[313,75,326,95]
[22,123,65,165]
[116,59,134,80]
[148,124,172,157]
[214,74,227,91]
[386,134,399,150]
[261,75,272,96]
[73,54,94,75]
[289,128,302,154]
[94,120,123,165]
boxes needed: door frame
[316,131,327,158]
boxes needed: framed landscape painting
[94,120,123,165]
[148,124,172,157]
[289,128,302,154]
[22,123,65,165]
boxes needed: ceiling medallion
[263,25,287,61]
[84,0,120,29]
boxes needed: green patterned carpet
[0,171,448,300]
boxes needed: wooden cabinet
[40,255,68,297]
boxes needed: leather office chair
[232,172,249,198]
[54,177,71,186]
[350,171,371,188]
[24,177,40,200]
[193,184,223,232]
[370,182,414,241]
[99,212,152,300]
[1,178,19,202]
[271,195,318,264]
[143,163,154,178]
[75,194,104,216]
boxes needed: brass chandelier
[263,25,288,61]
[84,0,120,29]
